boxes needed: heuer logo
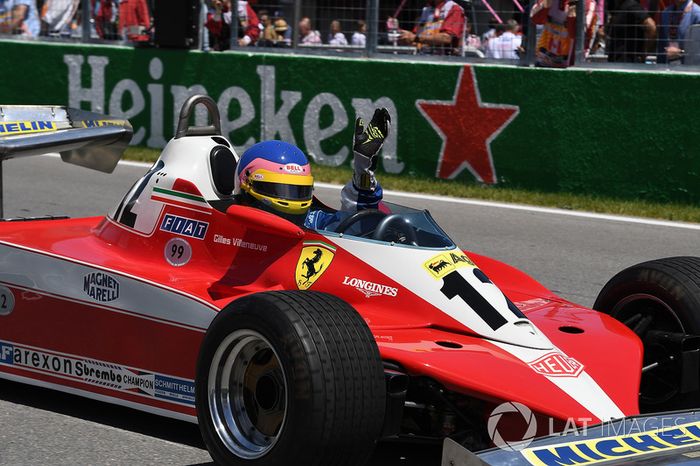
[283,163,304,173]
[528,352,584,378]
[342,276,398,298]
[83,272,120,302]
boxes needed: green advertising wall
[1,39,698,204]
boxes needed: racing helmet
[235,140,314,216]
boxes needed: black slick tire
[594,256,700,410]
[196,291,386,465]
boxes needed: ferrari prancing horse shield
[295,241,336,290]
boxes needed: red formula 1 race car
[1,96,700,466]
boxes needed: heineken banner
[1,40,698,203]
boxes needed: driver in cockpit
[233,108,391,232]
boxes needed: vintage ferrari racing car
[0,96,699,465]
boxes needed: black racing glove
[352,108,391,191]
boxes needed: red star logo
[417,66,519,183]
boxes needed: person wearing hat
[256,12,289,47]
[273,17,291,46]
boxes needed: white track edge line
[314,182,700,231]
[39,154,700,231]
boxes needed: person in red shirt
[118,0,150,42]
[398,0,465,55]
[92,0,117,40]
[206,0,260,50]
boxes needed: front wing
[443,410,700,465]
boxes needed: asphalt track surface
[0,156,698,465]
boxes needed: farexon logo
[83,272,120,302]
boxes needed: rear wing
[0,105,133,216]
[0,106,132,170]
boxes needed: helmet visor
[251,180,313,201]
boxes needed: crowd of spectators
[251,0,700,66]
[201,2,368,50]
[2,0,700,65]
[0,0,151,41]
[198,1,522,60]
[0,0,522,60]
[202,0,700,64]
[531,0,700,64]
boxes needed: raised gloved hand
[352,108,391,191]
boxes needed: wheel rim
[208,329,287,459]
[612,293,685,407]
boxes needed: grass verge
[124,146,700,224]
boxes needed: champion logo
[342,276,398,298]
[0,340,195,406]
[528,352,584,378]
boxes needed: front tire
[594,256,700,411]
[196,291,386,465]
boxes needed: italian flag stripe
[153,187,206,203]
[303,240,336,252]
[150,195,212,214]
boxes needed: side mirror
[226,204,305,239]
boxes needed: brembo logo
[529,352,584,378]
[342,276,398,298]
[83,272,120,302]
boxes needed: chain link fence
[1,0,700,68]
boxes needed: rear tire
[594,256,700,411]
[196,291,386,465]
